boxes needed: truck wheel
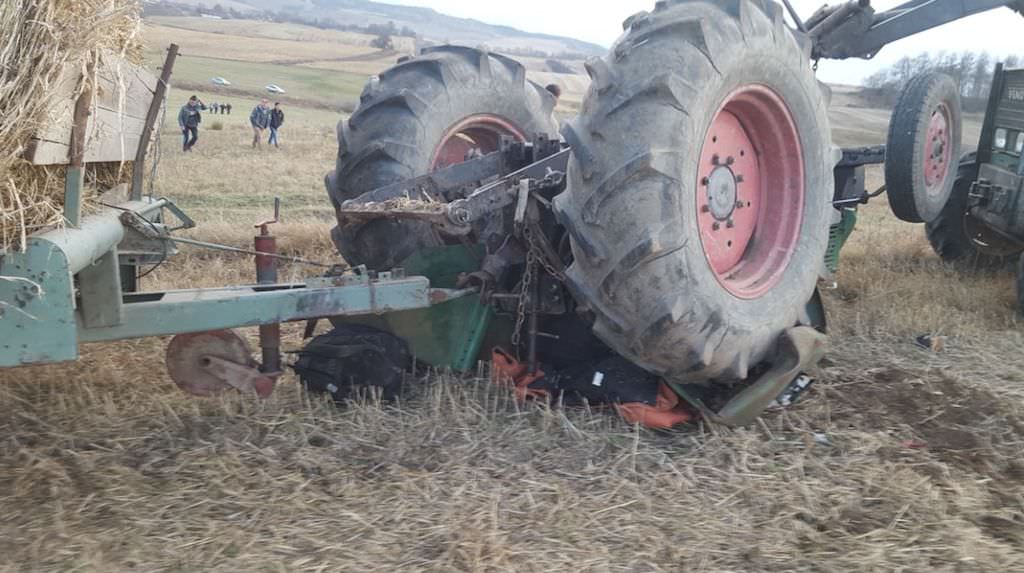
[554,0,835,382]
[926,153,1023,266]
[326,46,558,270]
[885,72,962,223]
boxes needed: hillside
[143,16,591,113]
[148,0,606,57]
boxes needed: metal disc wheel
[697,86,805,299]
[166,330,254,396]
[431,115,526,170]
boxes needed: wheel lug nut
[701,204,711,213]
[726,156,735,166]
[711,154,720,166]
[726,219,735,229]
[701,177,710,186]
[735,200,744,209]
[735,174,745,184]
[712,222,721,231]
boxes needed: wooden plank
[25,51,160,166]
[28,106,152,166]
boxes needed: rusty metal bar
[131,44,178,200]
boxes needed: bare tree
[971,51,993,99]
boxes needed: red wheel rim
[696,85,805,300]
[924,103,952,196]
[430,114,526,170]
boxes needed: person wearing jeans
[250,98,271,149]
[268,102,285,148]
[177,95,206,152]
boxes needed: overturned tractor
[300,0,1024,426]
[4,0,1024,429]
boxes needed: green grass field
[152,54,369,109]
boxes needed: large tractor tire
[885,72,962,224]
[553,0,835,382]
[926,152,1023,266]
[326,46,558,270]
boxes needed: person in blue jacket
[177,95,206,152]
[250,98,271,149]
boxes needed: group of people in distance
[177,96,285,153]
[206,101,233,115]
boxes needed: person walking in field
[250,98,271,149]
[268,102,285,149]
[225,103,232,115]
[177,95,206,152]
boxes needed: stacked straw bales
[0,0,142,250]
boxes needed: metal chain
[511,224,568,352]
[524,224,567,282]
[511,245,535,350]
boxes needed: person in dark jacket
[177,95,206,152]
[250,98,271,149]
[268,102,285,148]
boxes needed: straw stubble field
[2,91,1024,571]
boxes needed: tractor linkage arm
[338,136,568,235]
[802,0,1024,60]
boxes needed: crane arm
[805,0,1024,60]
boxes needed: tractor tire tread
[555,0,832,382]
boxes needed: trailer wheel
[553,0,834,382]
[926,153,1023,266]
[326,46,558,270]
[294,325,410,402]
[885,72,962,223]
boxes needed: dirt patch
[821,364,1024,547]
[829,367,1024,476]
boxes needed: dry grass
[2,337,1023,572]
[2,57,1024,572]
[0,0,141,250]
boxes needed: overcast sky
[385,0,1024,85]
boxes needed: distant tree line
[864,51,1022,109]
[142,1,418,43]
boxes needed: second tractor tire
[326,46,558,271]
[885,72,962,224]
[554,0,835,383]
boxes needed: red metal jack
[255,198,282,377]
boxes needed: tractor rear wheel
[925,152,1023,266]
[326,46,558,270]
[554,0,835,382]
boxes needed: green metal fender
[334,245,512,372]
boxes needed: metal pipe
[34,211,126,275]
[255,229,282,375]
[166,236,331,267]
[780,0,808,32]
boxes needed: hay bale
[0,0,142,251]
